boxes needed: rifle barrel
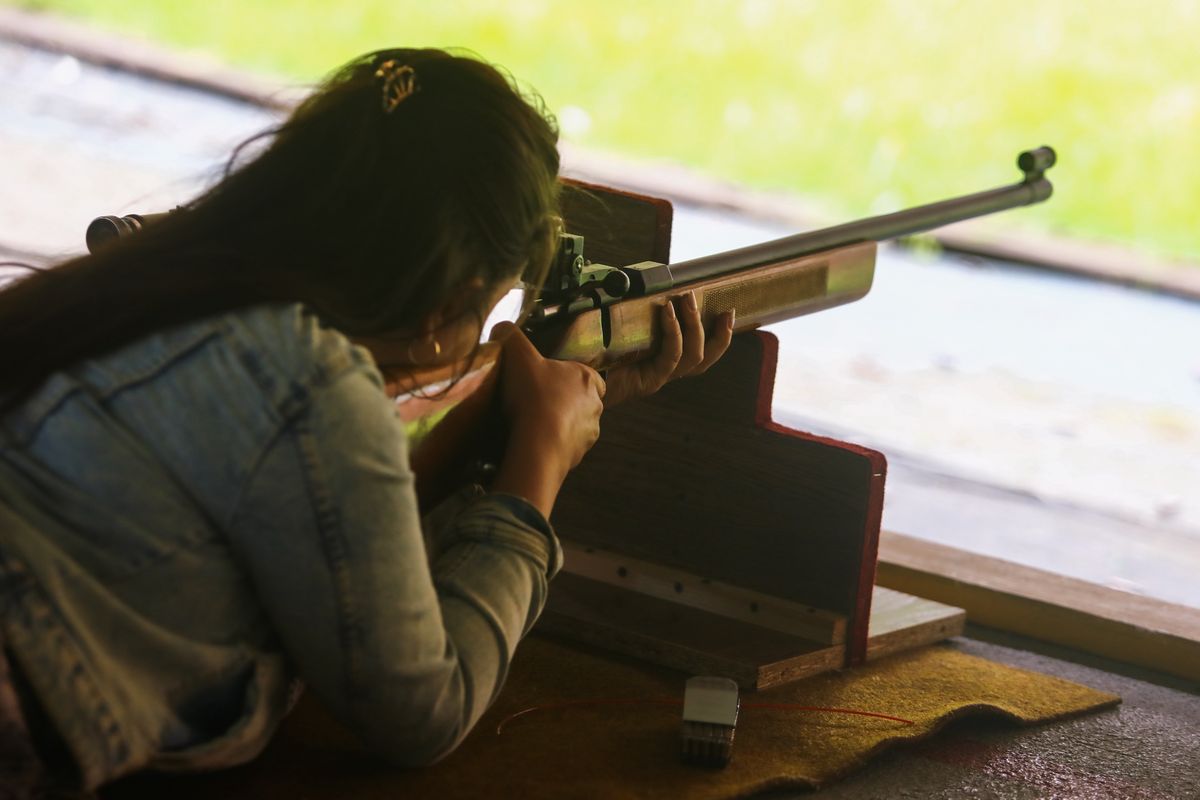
[667,147,1054,287]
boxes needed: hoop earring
[406,333,442,365]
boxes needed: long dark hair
[0,48,561,406]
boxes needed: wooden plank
[540,243,877,368]
[876,530,1200,682]
[538,572,845,690]
[561,539,847,644]
[866,585,966,661]
[540,575,963,690]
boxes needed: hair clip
[375,60,420,113]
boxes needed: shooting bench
[543,180,964,689]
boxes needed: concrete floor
[768,628,1200,798]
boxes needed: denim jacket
[0,303,561,789]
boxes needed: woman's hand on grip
[488,322,605,516]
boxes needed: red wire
[496,699,681,734]
[495,698,914,735]
[742,702,915,726]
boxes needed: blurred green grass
[13,0,1200,263]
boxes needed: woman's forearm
[490,429,570,518]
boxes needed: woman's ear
[415,308,444,337]
[423,276,492,330]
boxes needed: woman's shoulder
[4,303,382,445]
[88,301,378,399]
[223,303,376,384]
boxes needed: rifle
[528,146,1054,367]
[86,146,1055,393]
[86,145,1054,463]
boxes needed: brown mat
[106,635,1120,799]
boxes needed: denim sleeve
[226,362,558,766]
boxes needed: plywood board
[560,177,673,267]
[553,331,887,664]
[539,577,963,690]
[865,585,966,661]
[539,572,845,690]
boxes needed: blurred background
[1,1,1197,606]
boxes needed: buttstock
[388,341,502,425]
[395,345,506,509]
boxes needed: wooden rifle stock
[536,242,875,368]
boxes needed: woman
[0,48,731,793]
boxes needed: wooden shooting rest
[542,179,964,689]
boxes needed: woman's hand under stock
[602,290,735,407]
